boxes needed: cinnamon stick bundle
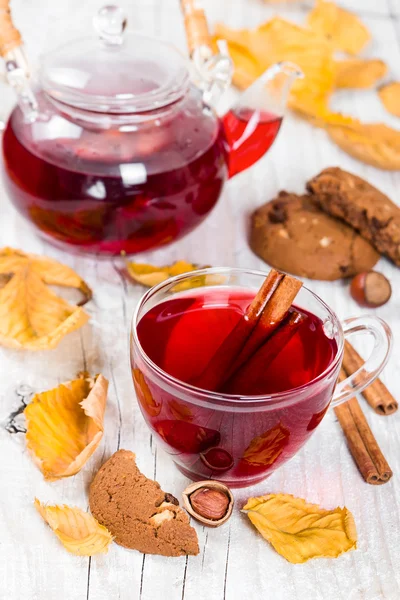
[343,341,398,416]
[335,370,392,485]
[192,269,302,392]
[223,311,305,394]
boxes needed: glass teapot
[0,3,301,255]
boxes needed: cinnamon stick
[342,341,398,416]
[227,275,303,378]
[223,311,305,395]
[191,269,283,391]
[192,269,301,392]
[335,369,392,485]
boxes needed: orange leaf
[35,499,113,556]
[307,0,370,55]
[0,247,91,350]
[25,373,108,480]
[242,423,290,467]
[379,82,400,118]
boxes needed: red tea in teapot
[1,1,301,255]
[2,97,227,255]
[3,99,283,255]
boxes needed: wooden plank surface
[1,1,400,599]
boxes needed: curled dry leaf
[35,498,113,556]
[126,260,207,288]
[378,82,400,118]
[334,59,387,89]
[126,260,225,291]
[25,373,108,480]
[242,423,290,467]
[243,494,357,564]
[327,121,400,171]
[133,368,161,417]
[0,247,92,350]
[307,0,370,55]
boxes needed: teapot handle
[180,0,212,58]
[0,0,37,122]
[180,0,232,108]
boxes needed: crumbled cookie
[250,192,379,280]
[307,167,400,266]
[89,450,199,556]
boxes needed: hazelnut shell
[182,480,234,528]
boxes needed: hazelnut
[182,480,234,527]
[350,271,392,308]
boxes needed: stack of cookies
[250,167,400,280]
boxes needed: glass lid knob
[93,5,127,46]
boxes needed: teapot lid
[39,5,190,113]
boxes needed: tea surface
[137,287,337,395]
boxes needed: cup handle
[330,315,392,408]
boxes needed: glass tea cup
[130,268,392,488]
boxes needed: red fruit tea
[133,287,337,487]
[3,90,282,255]
[2,98,226,255]
[222,108,282,178]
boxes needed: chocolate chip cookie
[307,167,400,266]
[250,192,379,280]
[89,450,199,556]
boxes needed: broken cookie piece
[307,167,400,266]
[250,192,379,280]
[89,450,199,556]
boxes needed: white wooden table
[1,1,400,599]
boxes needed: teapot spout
[222,61,303,178]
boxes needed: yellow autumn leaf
[25,373,108,480]
[244,494,357,564]
[0,247,91,350]
[327,121,400,171]
[133,368,161,417]
[126,260,206,287]
[379,82,400,118]
[215,18,336,118]
[242,424,290,467]
[334,58,387,89]
[126,260,226,291]
[35,499,113,556]
[215,16,400,170]
[307,0,370,55]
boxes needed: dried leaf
[0,247,91,350]
[133,368,161,417]
[379,82,400,118]
[168,399,193,422]
[334,58,387,89]
[35,499,113,556]
[243,494,357,564]
[215,15,400,169]
[242,423,290,467]
[126,260,206,288]
[25,373,108,480]
[307,0,370,55]
[126,260,224,292]
[327,121,400,171]
[215,18,336,116]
